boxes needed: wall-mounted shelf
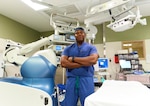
[117,52,140,71]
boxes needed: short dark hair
[74,27,84,32]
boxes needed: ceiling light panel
[21,0,48,11]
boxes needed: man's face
[75,30,86,42]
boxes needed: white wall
[140,39,150,71]
[94,42,121,79]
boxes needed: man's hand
[61,55,82,69]
[70,54,99,66]
[68,57,73,62]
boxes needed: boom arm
[19,37,51,55]
[3,36,52,66]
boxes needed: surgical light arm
[50,13,79,34]
[84,0,134,25]
[86,0,132,16]
[84,0,147,32]
[19,37,51,55]
[84,0,132,41]
[107,6,147,32]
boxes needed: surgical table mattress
[85,80,150,106]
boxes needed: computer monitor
[65,34,76,42]
[53,45,66,55]
[98,58,109,69]
[55,45,62,51]
[119,60,131,70]
[94,58,109,71]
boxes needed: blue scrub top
[61,42,98,77]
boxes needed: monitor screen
[119,60,131,69]
[65,34,76,42]
[94,58,109,71]
[70,35,75,40]
[55,45,62,51]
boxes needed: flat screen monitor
[65,34,75,42]
[94,58,109,71]
[119,60,131,69]
[55,45,62,51]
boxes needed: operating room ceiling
[0,0,150,32]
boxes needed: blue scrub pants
[63,76,94,106]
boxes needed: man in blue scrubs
[60,27,99,106]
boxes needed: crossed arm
[60,54,99,69]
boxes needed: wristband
[72,56,75,62]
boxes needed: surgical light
[84,0,147,32]
[107,6,147,32]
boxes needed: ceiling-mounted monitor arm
[50,13,79,35]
